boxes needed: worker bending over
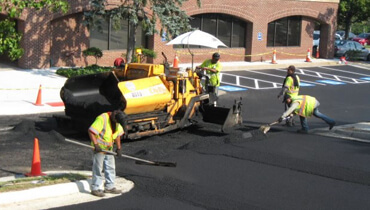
[279,95,336,134]
[277,65,300,126]
[88,110,125,197]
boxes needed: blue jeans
[300,108,335,131]
[91,152,116,191]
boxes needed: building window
[90,17,147,50]
[267,16,301,47]
[189,14,246,48]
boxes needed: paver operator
[277,65,300,126]
[88,110,125,197]
[196,52,222,105]
[278,95,336,134]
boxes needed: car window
[354,42,363,50]
[313,34,320,40]
[348,42,354,49]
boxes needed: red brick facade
[4,0,339,68]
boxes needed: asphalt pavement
[0,58,370,209]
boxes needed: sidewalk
[0,171,134,210]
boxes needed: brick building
[1,0,339,69]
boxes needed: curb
[312,122,370,143]
[0,170,135,207]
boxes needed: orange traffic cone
[26,138,46,177]
[305,48,312,62]
[340,56,348,64]
[271,49,277,64]
[34,84,43,106]
[173,54,179,68]
[315,46,320,58]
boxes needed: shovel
[259,116,292,134]
[65,138,177,167]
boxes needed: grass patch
[0,173,88,193]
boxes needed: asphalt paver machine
[59,56,242,140]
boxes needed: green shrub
[56,65,112,78]
[129,47,157,63]
[83,47,103,64]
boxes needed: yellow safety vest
[292,95,316,117]
[200,59,222,87]
[285,76,300,97]
[89,112,124,151]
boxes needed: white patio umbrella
[166,30,227,69]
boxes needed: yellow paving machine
[59,55,242,140]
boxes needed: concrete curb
[0,170,135,208]
[312,122,370,143]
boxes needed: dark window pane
[287,16,301,46]
[190,16,201,30]
[232,19,246,47]
[90,17,109,50]
[110,19,128,50]
[202,14,217,36]
[189,14,246,48]
[275,18,287,46]
[267,22,275,46]
[267,16,302,47]
[218,14,232,46]
[135,25,146,48]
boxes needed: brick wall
[3,0,338,68]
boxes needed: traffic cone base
[315,47,320,58]
[26,138,46,177]
[34,84,43,106]
[271,50,277,64]
[173,55,179,68]
[305,48,312,62]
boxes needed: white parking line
[319,66,370,77]
[245,70,326,85]
[274,68,369,84]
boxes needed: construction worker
[88,110,125,197]
[277,65,300,126]
[195,52,222,105]
[278,95,336,134]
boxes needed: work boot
[91,190,105,197]
[104,187,122,194]
[329,122,336,130]
[297,129,308,134]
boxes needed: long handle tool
[259,116,292,134]
[65,138,177,167]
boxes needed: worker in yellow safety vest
[88,110,125,197]
[195,52,222,105]
[278,95,336,134]
[277,65,300,126]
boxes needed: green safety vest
[292,95,316,117]
[200,59,222,87]
[89,112,124,151]
[285,76,300,97]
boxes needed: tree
[84,0,201,63]
[0,0,69,61]
[338,0,370,39]
[83,47,103,65]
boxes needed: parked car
[334,40,370,61]
[352,33,370,46]
[313,30,341,56]
[336,30,356,40]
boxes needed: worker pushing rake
[259,95,336,135]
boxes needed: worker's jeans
[300,108,335,131]
[91,152,116,191]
